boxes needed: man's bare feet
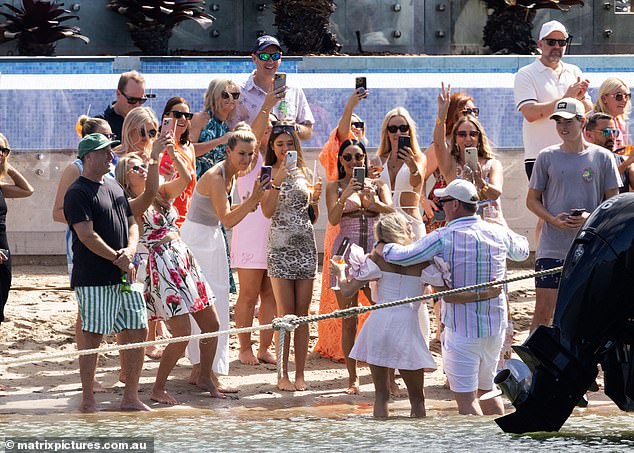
[145,345,163,360]
[294,377,308,391]
[150,389,179,405]
[238,348,260,365]
[257,349,277,365]
[79,396,98,413]
[197,376,226,399]
[211,373,238,393]
[345,377,360,395]
[120,399,152,411]
[188,364,201,385]
[389,380,408,398]
[277,377,295,392]
[119,371,126,384]
[93,380,108,393]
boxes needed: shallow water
[1,408,633,452]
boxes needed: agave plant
[0,0,89,56]
[273,0,340,54]
[107,0,215,55]
[483,0,584,54]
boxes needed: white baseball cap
[434,179,479,204]
[550,98,585,120]
[539,20,569,40]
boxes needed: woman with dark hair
[261,122,322,392]
[0,133,35,325]
[324,138,392,394]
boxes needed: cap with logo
[434,179,479,205]
[252,35,282,53]
[539,20,569,40]
[549,98,585,120]
[77,133,119,158]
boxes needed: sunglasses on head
[351,121,365,129]
[342,153,365,162]
[387,124,410,134]
[140,128,158,139]
[170,110,194,120]
[462,107,480,117]
[0,147,10,156]
[272,124,296,135]
[257,52,282,61]
[129,163,147,173]
[595,128,621,138]
[543,38,570,47]
[121,92,155,105]
[103,133,117,141]
[610,92,632,102]
[221,91,240,100]
[456,130,480,138]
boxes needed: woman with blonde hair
[190,78,241,178]
[0,133,35,325]
[117,107,159,161]
[375,107,426,238]
[594,77,631,147]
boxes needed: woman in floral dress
[115,133,223,404]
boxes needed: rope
[0,267,560,368]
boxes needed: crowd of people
[0,22,630,417]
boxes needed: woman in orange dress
[313,87,370,363]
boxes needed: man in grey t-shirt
[526,98,621,332]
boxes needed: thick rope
[0,267,560,368]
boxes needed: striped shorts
[75,284,148,335]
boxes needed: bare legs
[191,306,225,399]
[453,390,504,415]
[335,291,360,394]
[75,313,106,393]
[151,314,191,404]
[270,277,314,391]
[369,365,426,418]
[531,287,558,333]
[235,268,276,365]
[145,320,163,359]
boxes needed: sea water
[1,409,632,452]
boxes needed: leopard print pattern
[267,174,317,279]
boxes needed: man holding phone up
[526,99,621,332]
[232,35,314,140]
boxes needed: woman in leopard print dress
[262,122,322,392]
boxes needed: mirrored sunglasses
[170,110,194,120]
[387,124,409,133]
[342,153,365,162]
[221,91,240,100]
[257,52,282,61]
[598,128,621,138]
[456,130,480,138]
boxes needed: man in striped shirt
[381,179,529,415]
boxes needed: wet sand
[0,265,618,416]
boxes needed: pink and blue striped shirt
[383,216,529,338]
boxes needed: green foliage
[106,0,214,31]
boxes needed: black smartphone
[570,208,585,217]
[274,73,286,92]
[397,136,411,158]
[335,237,351,257]
[260,165,272,190]
[355,76,367,91]
[353,167,365,186]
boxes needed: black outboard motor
[495,193,634,434]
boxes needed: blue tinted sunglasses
[257,52,282,61]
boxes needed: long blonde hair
[376,107,422,158]
[374,212,413,245]
[203,78,240,120]
[114,153,146,199]
[0,133,9,178]
[121,107,158,155]
[595,77,631,121]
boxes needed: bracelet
[436,117,445,126]
[148,158,159,166]
[478,184,489,200]
[271,183,281,190]
[260,109,269,115]
[336,198,345,207]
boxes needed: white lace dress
[347,245,437,371]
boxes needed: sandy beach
[0,264,617,416]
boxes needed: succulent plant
[0,0,89,56]
[273,0,340,54]
[107,0,215,55]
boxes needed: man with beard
[584,112,634,193]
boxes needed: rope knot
[272,314,299,332]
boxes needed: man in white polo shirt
[232,35,314,140]
[514,20,592,180]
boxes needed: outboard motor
[495,193,634,434]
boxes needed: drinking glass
[369,155,384,179]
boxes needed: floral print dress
[141,204,214,321]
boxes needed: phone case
[464,147,478,170]
[260,166,272,189]
[161,118,174,137]
[274,73,286,91]
[355,77,367,90]
[398,136,411,150]
[335,237,350,256]
[353,167,365,185]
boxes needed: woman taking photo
[261,122,322,392]
[325,139,392,394]
[0,133,34,325]
[376,107,426,238]
[181,124,265,392]
[117,107,159,162]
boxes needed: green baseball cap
[77,133,120,158]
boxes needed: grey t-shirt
[529,144,621,260]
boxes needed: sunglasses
[437,197,454,208]
[462,107,480,117]
[104,133,117,141]
[170,110,194,120]
[257,52,282,61]
[0,147,10,156]
[351,121,365,129]
[342,153,365,162]
[140,128,158,139]
[456,130,480,138]
[595,128,621,138]
[129,163,148,173]
[221,91,240,100]
[610,92,632,102]
[387,124,410,133]
[272,124,296,135]
[121,92,156,105]
[543,38,569,47]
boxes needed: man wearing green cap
[64,133,150,413]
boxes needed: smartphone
[260,165,272,190]
[570,208,586,217]
[397,136,411,158]
[274,73,286,93]
[160,117,174,137]
[334,237,351,257]
[353,167,365,186]
[464,147,478,171]
[0,248,9,256]
[285,150,297,170]
[355,76,367,95]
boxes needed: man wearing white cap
[527,98,621,332]
[514,20,592,180]
[381,179,530,416]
